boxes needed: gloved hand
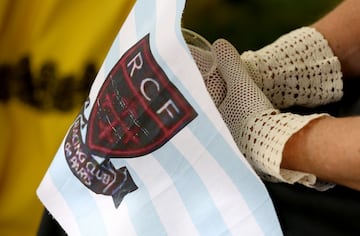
[187,29,339,188]
[211,38,331,188]
[240,27,343,109]
[191,27,343,110]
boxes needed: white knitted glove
[187,43,226,107]
[241,27,343,109]
[213,38,331,189]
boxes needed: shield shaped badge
[86,34,197,158]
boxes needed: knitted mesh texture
[213,38,328,188]
[188,44,226,107]
[241,27,343,109]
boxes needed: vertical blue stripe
[119,163,168,236]
[154,143,230,236]
[176,0,186,29]
[134,0,157,38]
[48,148,108,236]
[193,119,283,234]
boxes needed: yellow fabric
[0,0,135,235]
[0,101,78,236]
[0,0,134,77]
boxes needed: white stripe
[37,173,82,236]
[172,128,264,235]
[92,194,138,236]
[118,9,138,57]
[127,155,200,236]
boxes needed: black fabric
[266,183,360,236]
[37,210,67,236]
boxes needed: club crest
[64,34,197,208]
[86,34,197,158]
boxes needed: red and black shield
[86,34,197,158]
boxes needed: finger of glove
[213,39,274,132]
[188,44,226,107]
[205,68,226,107]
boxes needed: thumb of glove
[213,39,276,142]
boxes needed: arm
[312,0,360,78]
[283,116,360,191]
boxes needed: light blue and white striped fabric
[37,0,283,235]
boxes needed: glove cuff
[238,109,331,189]
[241,27,343,109]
